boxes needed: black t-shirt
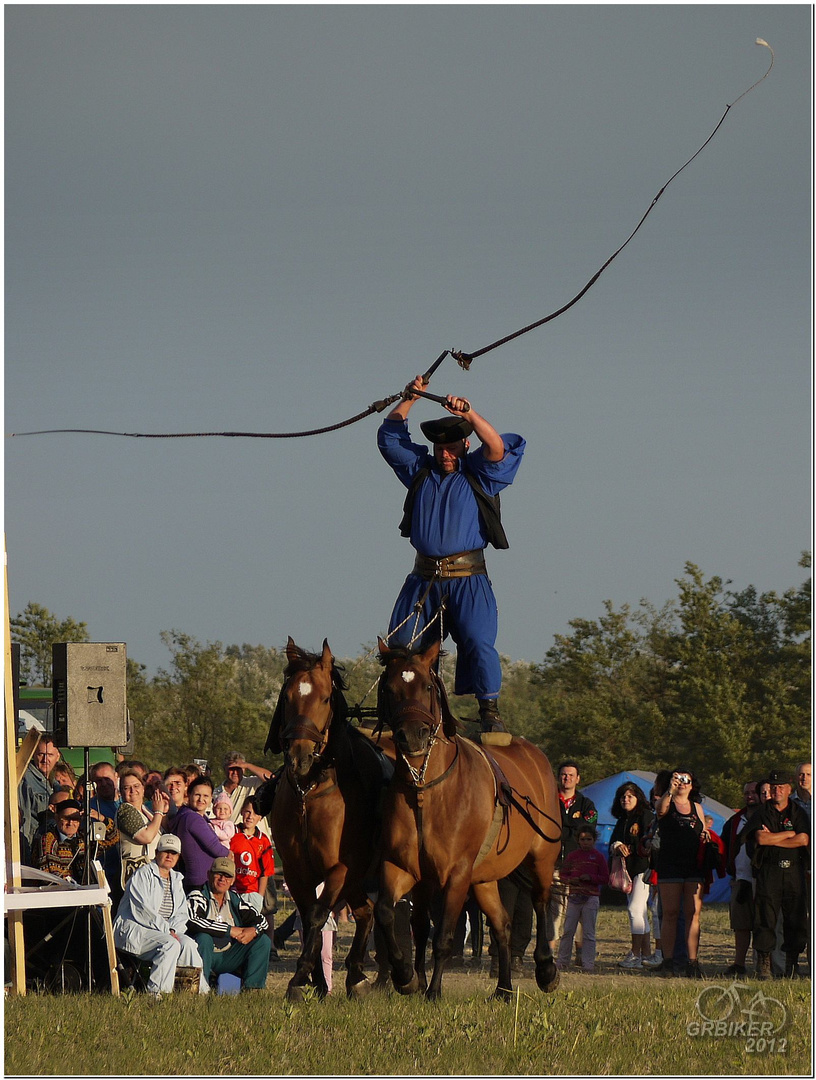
[655,801,703,877]
[743,800,810,870]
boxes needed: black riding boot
[478,698,507,734]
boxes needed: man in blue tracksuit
[377,375,525,734]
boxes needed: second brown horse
[262,637,391,999]
[374,638,562,1000]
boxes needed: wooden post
[93,865,120,997]
[4,538,26,995]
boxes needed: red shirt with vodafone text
[229,825,275,894]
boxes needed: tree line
[12,556,810,808]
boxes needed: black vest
[398,463,509,550]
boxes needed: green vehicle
[17,686,115,772]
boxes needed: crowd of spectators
[15,737,810,995]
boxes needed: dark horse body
[374,638,562,1001]
[262,638,392,999]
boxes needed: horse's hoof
[347,976,372,1000]
[286,982,307,1002]
[489,986,513,1003]
[394,972,420,996]
[536,960,559,993]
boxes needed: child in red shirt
[556,826,609,973]
[229,796,275,914]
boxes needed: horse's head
[270,637,347,781]
[377,637,458,759]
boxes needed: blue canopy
[578,770,735,903]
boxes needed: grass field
[5,904,812,1076]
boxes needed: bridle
[280,677,335,798]
[386,665,455,786]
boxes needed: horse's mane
[377,644,448,667]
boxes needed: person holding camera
[650,768,708,978]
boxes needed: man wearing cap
[187,857,271,990]
[113,834,208,999]
[35,797,119,883]
[212,751,273,830]
[377,375,525,735]
[742,769,810,979]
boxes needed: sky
[5,4,812,682]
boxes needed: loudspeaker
[52,642,128,747]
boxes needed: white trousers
[626,874,652,936]
[114,920,209,995]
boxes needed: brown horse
[374,637,562,1001]
[262,638,392,1000]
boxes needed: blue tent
[579,770,735,903]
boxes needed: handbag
[609,854,633,894]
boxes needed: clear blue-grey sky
[5,5,811,678]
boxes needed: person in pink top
[211,791,237,844]
[556,826,610,973]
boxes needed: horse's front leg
[426,872,471,1001]
[288,865,346,1001]
[472,880,513,1002]
[374,860,418,994]
[287,898,331,1000]
[529,854,559,993]
[410,888,431,993]
[344,895,375,999]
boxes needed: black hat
[56,799,82,814]
[767,769,792,786]
[420,416,473,444]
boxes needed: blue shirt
[378,418,525,557]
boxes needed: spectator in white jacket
[113,833,208,999]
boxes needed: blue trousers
[388,573,500,699]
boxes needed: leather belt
[413,549,486,579]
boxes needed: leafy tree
[526,557,811,803]
[10,602,89,685]
[530,600,673,784]
[661,561,811,805]
[133,632,281,773]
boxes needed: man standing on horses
[378,374,525,735]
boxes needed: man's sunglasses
[61,814,82,823]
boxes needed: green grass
[5,905,811,1076]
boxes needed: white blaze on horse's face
[298,680,312,698]
[401,671,415,684]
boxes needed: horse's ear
[421,638,441,668]
[377,637,390,658]
[286,636,300,664]
[320,639,333,669]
